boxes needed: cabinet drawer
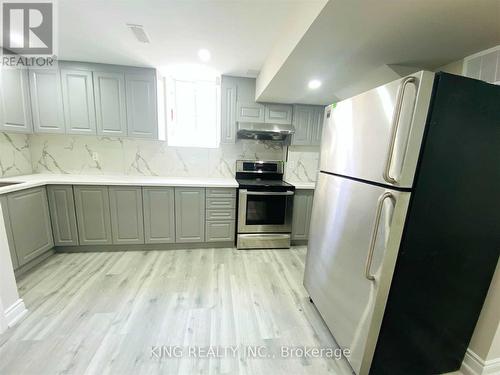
[206,221,235,242]
[206,197,235,209]
[206,209,235,221]
[206,188,236,198]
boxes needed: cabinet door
[109,186,144,244]
[47,185,79,246]
[6,187,54,266]
[0,68,33,133]
[143,187,175,244]
[125,73,157,138]
[265,104,293,125]
[175,188,205,243]
[221,76,237,143]
[310,106,325,145]
[236,101,265,123]
[93,71,127,136]
[206,221,235,242]
[61,69,96,135]
[291,105,313,145]
[0,196,19,269]
[29,69,66,134]
[292,190,314,240]
[74,186,112,245]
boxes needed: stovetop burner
[235,160,295,192]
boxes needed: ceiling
[256,0,500,104]
[58,0,325,77]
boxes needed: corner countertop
[0,174,238,195]
[286,181,316,189]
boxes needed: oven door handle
[242,190,294,196]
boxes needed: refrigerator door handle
[383,76,417,185]
[365,192,396,281]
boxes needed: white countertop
[0,174,238,194]
[286,181,316,189]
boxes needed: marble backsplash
[28,134,287,179]
[0,133,320,182]
[0,133,32,177]
[285,146,320,183]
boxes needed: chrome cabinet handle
[383,76,417,185]
[365,192,395,281]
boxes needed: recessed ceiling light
[198,49,211,62]
[126,24,150,43]
[308,79,322,89]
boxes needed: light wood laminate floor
[0,247,354,375]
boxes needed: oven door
[238,189,294,233]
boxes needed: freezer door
[319,71,435,188]
[303,173,410,374]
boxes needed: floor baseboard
[4,299,27,327]
[461,348,500,375]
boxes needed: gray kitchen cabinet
[61,69,97,135]
[292,105,324,146]
[0,68,33,133]
[206,221,235,242]
[235,76,265,124]
[47,185,79,246]
[264,104,293,125]
[236,101,265,123]
[143,187,175,244]
[221,75,237,144]
[0,196,19,269]
[109,186,144,244]
[93,71,127,137]
[29,69,66,134]
[125,73,157,139]
[175,187,205,243]
[310,106,325,145]
[74,186,112,245]
[292,189,314,241]
[4,187,54,267]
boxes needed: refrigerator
[304,71,500,375]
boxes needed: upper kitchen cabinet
[291,104,325,146]
[125,72,157,139]
[93,71,127,137]
[0,68,33,133]
[234,76,265,124]
[221,76,237,143]
[61,68,97,135]
[265,104,292,125]
[29,69,66,134]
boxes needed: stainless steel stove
[236,160,295,249]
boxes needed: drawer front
[206,221,235,242]
[207,188,236,198]
[206,209,235,221]
[206,197,235,209]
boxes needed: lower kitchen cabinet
[2,187,54,267]
[143,187,175,244]
[109,186,144,244]
[175,187,205,243]
[74,186,113,245]
[206,221,235,242]
[47,185,79,246]
[292,190,314,241]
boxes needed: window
[161,68,220,148]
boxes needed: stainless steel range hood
[237,122,295,141]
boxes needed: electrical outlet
[92,152,99,162]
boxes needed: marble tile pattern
[284,146,320,183]
[28,134,287,178]
[0,133,33,177]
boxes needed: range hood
[237,122,295,141]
